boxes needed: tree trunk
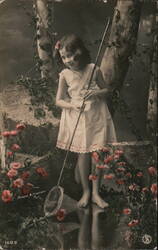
[34,0,56,80]
[147,34,157,141]
[100,0,142,115]
[0,100,6,170]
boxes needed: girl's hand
[84,90,100,100]
[72,103,83,111]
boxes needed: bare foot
[92,194,109,209]
[92,203,105,216]
[77,192,90,208]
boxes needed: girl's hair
[53,34,91,69]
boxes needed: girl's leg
[92,159,109,208]
[77,153,91,207]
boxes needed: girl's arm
[56,73,81,111]
[56,74,73,109]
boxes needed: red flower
[6,151,13,157]
[114,150,124,155]
[123,208,132,215]
[104,174,115,180]
[150,183,157,195]
[1,131,11,137]
[136,172,143,177]
[126,172,132,178]
[128,219,139,227]
[116,179,125,185]
[7,169,18,178]
[117,161,126,166]
[114,154,120,160]
[21,183,33,195]
[56,209,66,221]
[16,123,26,130]
[1,190,12,203]
[148,167,157,176]
[104,156,113,164]
[10,162,22,170]
[11,144,20,151]
[96,164,106,169]
[13,178,24,188]
[142,187,149,193]
[89,174,97,181]
[129,184,137,191]
[117,167,126,172]
[10,130,19,136]
[21,171,30,180]
[92,152,100,162]
[36,167,48,177]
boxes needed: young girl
[54,34,116,208]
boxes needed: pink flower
[13,178,24,188]
[6,151,14,157]
[7,169,18,178]
[104,156,113,164]
[56,209,66,221]
[117,161,126,166]
[128,219,139,227]
[114,154,120,160]
[126,172,132,178]
[11,144,20,151]
[129,184,138,191]
[136,172,143,177]
[36,167,48,177]
[96,164,106,169]
[117,167,126,172]
[21,171,30,180]
[21,183,33,195]
[1,131,11,137]
[116,179,125,185]
[123,208,132,215]
[104,174,115,180]
[148,166,157,176]
[150,183,157,195]
[92,152,100,162]
[10,130,19,136]
[1,190,12,203]
[89,174,97,181]
[114,150,124,155]
[16,123,26,130]
[10,162,22,170]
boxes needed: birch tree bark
[100,0,142,115]
[34,0,56,80]
[147,34,157,141]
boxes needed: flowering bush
[91,145,157,247]
[0,123,48,203]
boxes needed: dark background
[0,0,156,141]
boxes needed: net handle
[57,18,111,187]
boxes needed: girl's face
[59,47,82,71]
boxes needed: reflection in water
[77,204,105,250]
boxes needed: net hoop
[44,186,64,217]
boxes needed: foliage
[0,123,49,202]
[91,146,157,248]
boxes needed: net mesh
[44,186,64,217]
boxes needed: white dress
[56,63,116,153]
